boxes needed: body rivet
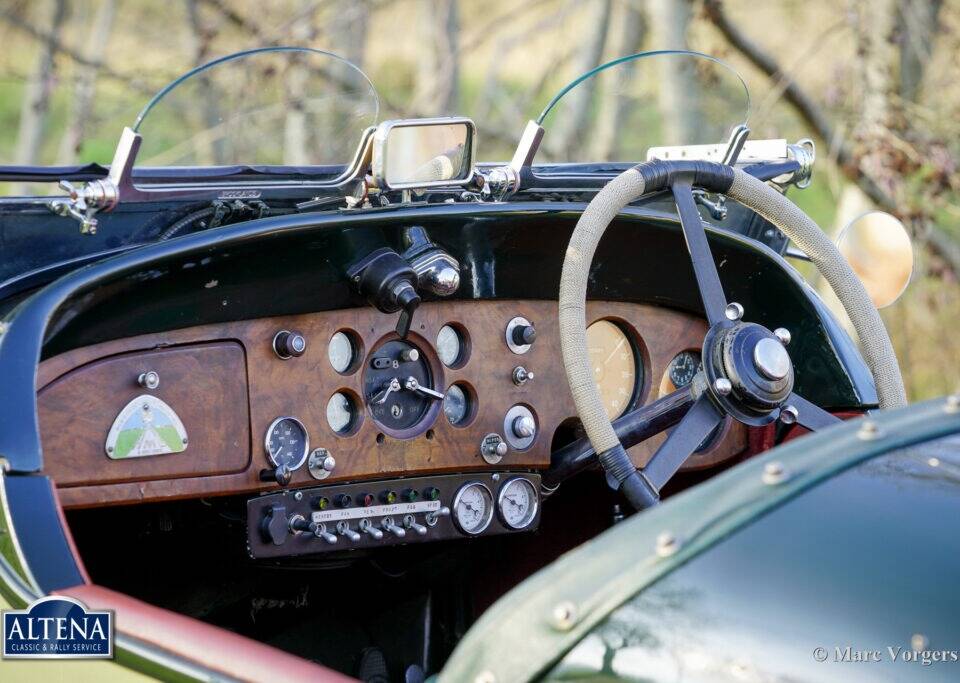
[945,394,960,414]
[551,601,578,631]
[857,420,880,440]
[655,531,681,558]
[774,328,791,346]
[762,461,789,485]
[474,672,496,683]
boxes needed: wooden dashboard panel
[37,300,745,508]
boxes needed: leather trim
[54,584,354,682]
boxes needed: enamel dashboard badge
[105,394,188,459]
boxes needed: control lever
[382,518,406,538]
[371,377,402,405]
[310,522,338,545]
[336,521,361,541]
[347,248,422,338]
[404,377,444,400]
[359,519,384,540]
[403,514,428,536]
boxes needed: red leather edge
[54,584,355,682]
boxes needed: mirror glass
[380,122,471,188]
[836,211,914,308]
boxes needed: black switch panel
[246,472,541,560]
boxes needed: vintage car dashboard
[37,299,745,556]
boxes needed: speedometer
[264,416,309,470]
[586,320,639,419]
[452,482,493,535]
[497,477,538,530]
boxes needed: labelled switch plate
[246,471,541,560]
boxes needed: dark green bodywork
[440,397,960,682]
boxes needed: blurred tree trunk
[13,0,67,178]
[590,0,646,160]
[328,0,369,70]
[414,0,460,115]
[899,0,942,102]
[546,0,612,159]
[648,0,697,144]
[56,0,116,164]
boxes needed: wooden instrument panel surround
[37,300,745,509]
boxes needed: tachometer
[264,416,309,470]
[452,482,493,535]
[586,320,639,419]
[497,477,538,530]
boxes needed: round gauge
[586,320,639,419]
[669,350,702,389]
[443,383,470,425]
[452,482,494,535]
[326,392,358,434]
[328,331,357,374]
[264,417,309,470]
[436,325,464,367]
[497,477,538,530]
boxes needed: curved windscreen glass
[132,47,379,168]
[535,50,750,165]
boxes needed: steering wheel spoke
[783,392,842,431]
[641,394,725,493]
[672,180,729,327]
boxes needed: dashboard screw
[779,405,798,424]
[762,461,789,485]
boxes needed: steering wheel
[558,161,906,510]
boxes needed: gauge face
[328,331,357,373]
[364,339,438,435]
[265,417,309,470]
[498,478,538,530]
[326,392,357,434]
[443,383,469,425]
[452,482,493,535]
[586,320,638,419]
[436,325,463,367]
[669,350,702,388]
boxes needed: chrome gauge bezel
[264,416,310,470]
[497,477,539,530]
[452,481,494,536]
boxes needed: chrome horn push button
[753,337,791,380]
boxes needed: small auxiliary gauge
[452,482,494,535]
[497,477,538,530]
[264,417,309,471]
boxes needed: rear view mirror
[836,211,914,308]
[372,118,475,190]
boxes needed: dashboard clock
[264,416,309,470]
[497,477,538,530]
[452,482,493,535]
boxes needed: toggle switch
[337,521,361,541]
[359,518,384,540]
[382,517,406,538]
[403,514,428,536]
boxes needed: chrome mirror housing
[371,118,475,191]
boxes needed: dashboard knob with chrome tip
[336,521,361,541]
[403,514,428,536]
[382,518,406,538]
[137,370,160,389]
[273,330,307,359]
[512,415,536,439]
[259,465,292,487]
[310,523,338,544]
[399,348,420,363]
[359,519,384,540]
[511,323,536,346]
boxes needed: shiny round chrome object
[443,383,469,425]
[264,416,309,470]
[503,405,537,450]
[452,481,494,535]
[497,477,538,530]
[328,331,357,373]
[436,325,463,367]
[753,337,791,380]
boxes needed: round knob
[512,415,536,439]
[138,371,160,390]
[511,324,536,346]
[322,455,336,472]
[399,347,420,362]
[273,330,307,359]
